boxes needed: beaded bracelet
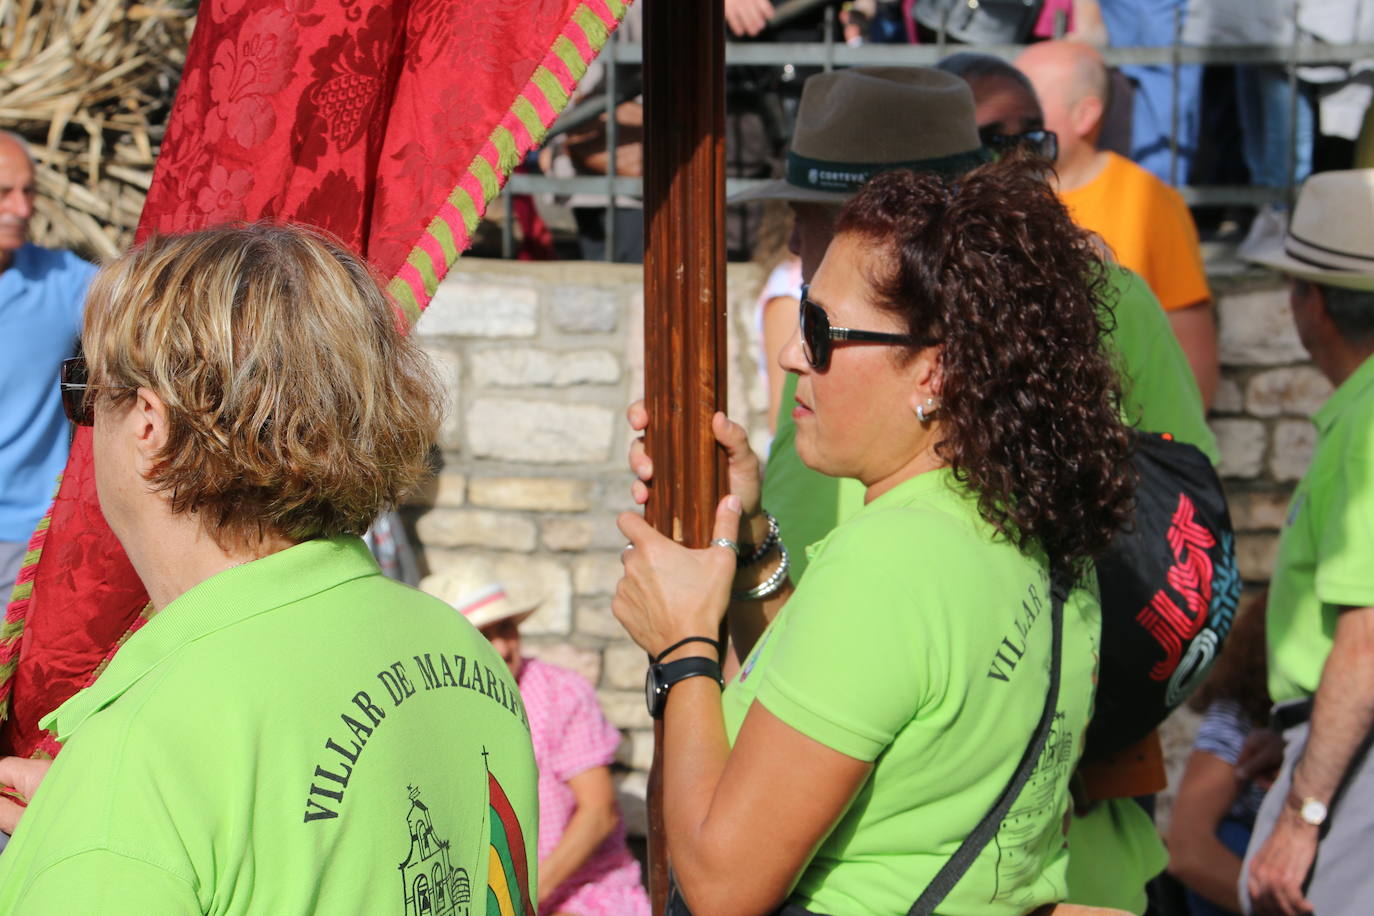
[732,542,789,601]
[738,511,780,568]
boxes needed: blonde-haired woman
[0,224,538,913]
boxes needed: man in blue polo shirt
[0,132,97,597]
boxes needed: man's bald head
[1014,41,1109,156]
[0,131,34,270]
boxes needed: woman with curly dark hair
[613,155,1134,916]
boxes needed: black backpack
[1085,430,1243,761]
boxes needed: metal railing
[499,10,1374,259]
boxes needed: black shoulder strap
[907,567,1068,916]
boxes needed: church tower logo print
[397,749,533,916]
[398,784,473,916]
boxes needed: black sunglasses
[59,357,133,427]
[979,126,1059,162]
[799,286,938,371]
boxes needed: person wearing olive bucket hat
[1238,170,1374,916]
[420,562,653,915]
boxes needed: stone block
[1227,488,1295,532]
[575,601,626,639]
[423,551,572,635]
[599,689,652,731]
[551,286,620,334]
[468,477,593,512]
[422,346,463,450]
[420,278,538,338]
[524,641,602,685]
[467,399,614,464]
[1210,418,1266,480]
[1270,419,1316,483]
[603,643,648,691]
[542,518,596,552]
[414,508,537,552]
[541,514,625,552]
[1212,377,1244,414]
[574,552,624,596]
[472,347,621,388]
[1235,531,1280,582]
[1217,287,1306,367]
[406,472,466,509]
[1245,366,1332,418]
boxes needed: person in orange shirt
[1016,40,1219,409]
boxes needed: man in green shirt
[1241,171,1374,916]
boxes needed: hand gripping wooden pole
[641,0,728,909]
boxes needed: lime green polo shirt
[1267,354,1374,703]
[0,537,538,915]
[763,266,1217,581]
[724,469,1101,915]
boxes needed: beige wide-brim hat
[1244,169,1374,291]
[729,66,991,205]
[419,561,539,630]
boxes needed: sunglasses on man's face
[59,357,132,427]
[799,286,938,371]
[979,126,1059,162]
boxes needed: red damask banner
[0,0,628,757]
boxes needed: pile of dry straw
[0,0,193,260]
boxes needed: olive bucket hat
[729,66,991,205]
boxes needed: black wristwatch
[645,656,724,718]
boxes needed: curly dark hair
[1188,589,1271,725]
[834,156,1135,573]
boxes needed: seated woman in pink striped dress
[422,562,651,916]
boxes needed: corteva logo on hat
[786,148,992,194]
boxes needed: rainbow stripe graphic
[486,771,533,916]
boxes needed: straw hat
[729,66,990,205]
[1243,169,1374,291]
[419,561,539,629]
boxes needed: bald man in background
[1017,40,1219,410]
[0,132,96,601]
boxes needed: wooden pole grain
[641,0,728,909]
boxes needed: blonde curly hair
[82,223,441,548]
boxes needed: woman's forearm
[537,799,619,904]
[658,664,752,911]
[1168,836,1243,912]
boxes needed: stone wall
[408,258,770,834]
[408,257,1305,837]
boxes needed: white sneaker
[1239,203,1288,260]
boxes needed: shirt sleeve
[16,849,201,915]
[1146,184,1210,312]
[1315,421,1374,608]
[548,669,621,782]
[755,510,939,762]
[1192,699,1250,766]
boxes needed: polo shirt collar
[806,468,958,564]
[1313,354,1374,437]
[43,536,381,742]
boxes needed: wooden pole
[641,0,727,909]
